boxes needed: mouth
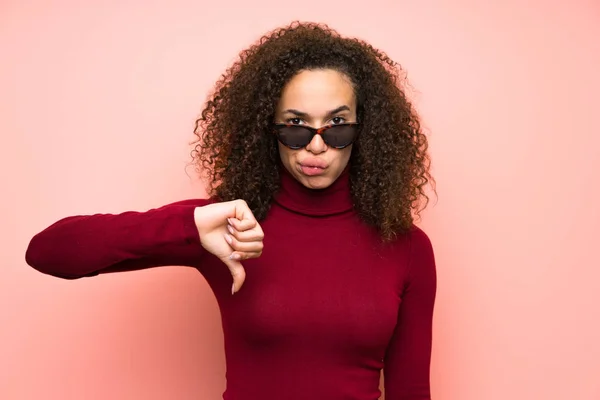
[298,161,328,176]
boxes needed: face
[275,69,357,190]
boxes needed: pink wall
[1,1,599,399]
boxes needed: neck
[273,165,354,217]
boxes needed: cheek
[335,146,353,166]
[277,143,293,164]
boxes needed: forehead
[277,69,356,113]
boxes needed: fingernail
[227,218,233,225]
[229,253,240,260]
[224,234,233,244]
[231,283,236,295]
[227,225,234,235]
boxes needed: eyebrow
[283,105,350,118]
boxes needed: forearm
[25,200,209,279]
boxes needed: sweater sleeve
[25,199,212,279]
[383,227,437,399]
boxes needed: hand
[194,199,264,294]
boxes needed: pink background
[1,1,599,399]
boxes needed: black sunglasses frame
[272,123,360,150]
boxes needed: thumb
[221,257,246,294]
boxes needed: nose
[306,133,327,154]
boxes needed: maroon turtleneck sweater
[25,167,437,400]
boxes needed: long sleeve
[25,199,212,279]
[384,227,437,399]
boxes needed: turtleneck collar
[272,164,354,217]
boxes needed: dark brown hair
[192,21,434,241]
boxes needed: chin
[297,175,335,190]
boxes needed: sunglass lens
[276,126,313,149]
[323,125,358,148]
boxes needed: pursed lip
[299,159,328,169]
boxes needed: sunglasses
[272,123,359,149]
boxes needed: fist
[194,199,264,293]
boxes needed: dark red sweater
[25,167,437,400]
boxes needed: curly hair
[191,21,434,241]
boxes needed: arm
[384,227,437,399]
[25,199,211,279]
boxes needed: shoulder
[405,225,436,280]
[382,225,436,291]
[388,225,433,254]
[407,225,434,254]
[379,225,435,268]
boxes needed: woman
[26,22,437,400]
